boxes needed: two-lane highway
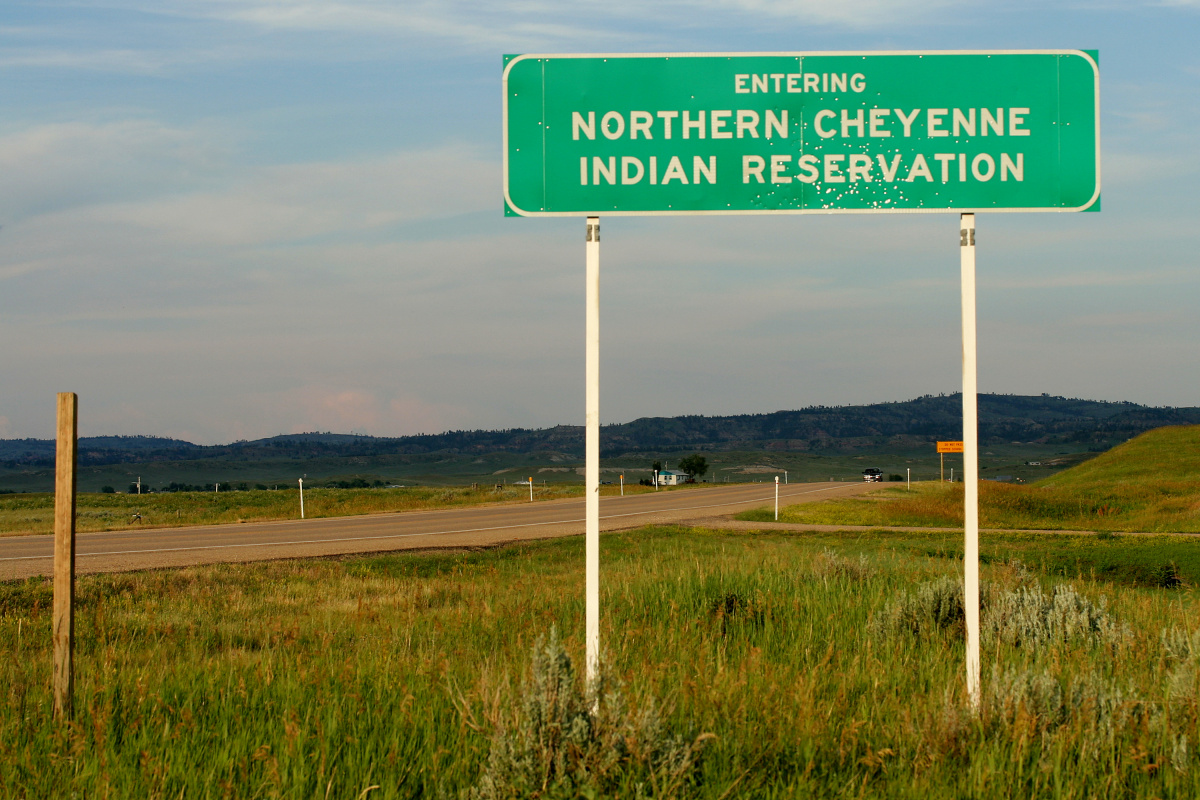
[0,481,877,580]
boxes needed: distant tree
[101,485,115,494]
[652,460,663,473]
[127,483,139,494]
[677,454,708,479]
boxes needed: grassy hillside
[745,425,1200,534]
[1036,424,1200,487]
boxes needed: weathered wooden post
[53,392,78,719]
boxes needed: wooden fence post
[53,392,78,719]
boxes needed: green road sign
[503,51,1099,216]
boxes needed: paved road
[0,481,875,580]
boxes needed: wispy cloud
[86,0,962,51]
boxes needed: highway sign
[938,441,965,453]
[502,51,1099,216]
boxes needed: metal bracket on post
[960,213,981,710]
[584,216,601,693]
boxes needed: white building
[657,470,689,486]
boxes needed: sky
[1,1,1198,444]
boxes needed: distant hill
[3,394,1200,470]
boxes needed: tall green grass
[4,528,1200,797]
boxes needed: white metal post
[585,216,601,690]
[299,478,305,519]
[784,470,788,485]
[960,213,981,709]
[619,474,624,496]
[653,469,658,490]
[907,468,911,491]
[774,476,779,520]
[529,477,534,502]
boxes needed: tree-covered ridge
[3,394,1198,468]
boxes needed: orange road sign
[937,441,965,453]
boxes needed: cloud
[85,145,497,247]
[122,0,960,50]
[0,120,227,224]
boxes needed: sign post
[937,440,964,483]
[585,217,601,687]
[504,49,1098,708]
[959,215,981,708]
[53,392,78,719]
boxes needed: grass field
[0,482,684,538]
[742,426,1200,535]
[5,526,1200,797]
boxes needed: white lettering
[848,154,872,182]
[804,73,820,93]
[1001,152,1024,181]
[796,154,820,183]
[869,108,891,137]
[841,109,865,138]
[981,108,1003,136]
[650,156,658,185]
[952,108,976,137]
[771,73,785,92]
[894,108,920,137]
[876,154,901,182]
[736,110,760,138]
[1009,108,1030,136]
[734,74,750,94]
[905,154,933,182]
[824,154,846,183]
[766,110,788,139]
[928,109,949,137]
[934,153,955,182]
[657,111,678,139]
[661,156,688,184]
[630,111,653,139]
[787,73,803,93]
[814,109,837,138]
[693,155,717,184]
[682,110,705,139]
[830,73,847,92]
[743,155,765,183]
[850,73,866,92]
[971,153,995,181]
[593,156,616,185]
[752,74,768,93]
[580,156,587,185]
[770,154,792,183]
[711,110,733,139]
[572,111,595,141]
[621,156,644,184]
[601,111,624,140]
